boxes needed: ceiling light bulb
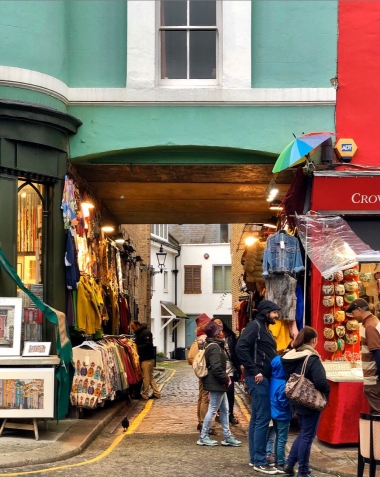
[245,236,257,247]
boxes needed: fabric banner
[0,247,72,420]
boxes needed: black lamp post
[156,245,167,273]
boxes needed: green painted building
[0,0,337,327]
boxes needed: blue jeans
[274,419,290,465]
[200,391,230,440]
[266,425,276,456]
[245,375,271,466]
[287,413,321,475]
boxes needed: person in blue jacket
[270,354,293,473]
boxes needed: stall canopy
[295,214,380,277]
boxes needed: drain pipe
[173,247,181,305]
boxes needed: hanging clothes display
[262,230,305,351]
[70,337,141,409]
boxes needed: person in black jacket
[235,300,280,475]
[281,326,330,477]
[131,321,161,400]
[212,318,241,425]
[197,321,242,448]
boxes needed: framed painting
[22,341,51,357]
[0,297,22,356]
[0,368,54,418]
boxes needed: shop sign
[312,176,380,211]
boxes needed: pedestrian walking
[270,355,292,472]
[131,321,161,400]
[188,313,218,435]
[235,300,280,475]
[197,320,242,447]
[281,326,330,477]
[345,298,380,413]
[212,317,241,425]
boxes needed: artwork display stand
[0,418,48,441]
[0,355,59,440]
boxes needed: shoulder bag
[285,355,327,412]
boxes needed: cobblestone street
[0,361,341,477]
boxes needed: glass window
[17,180,45,344]
[151,224,168,241]
[213,265,231,293]
[159,0,219,84]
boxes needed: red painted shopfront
[309,174,380,443]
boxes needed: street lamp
[156,245,167,273]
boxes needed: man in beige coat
[188,313,217,434]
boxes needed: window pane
[190,0,216,26]
[189,30,216,79]
[214,266,222,291]
[224,266,232,291]
[161,0,187,26]
[161,30,187,79]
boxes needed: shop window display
[17,181,44,346]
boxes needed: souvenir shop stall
[61,172,143,411]
[296,182,380,444]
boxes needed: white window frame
[151,224,169,241]
[156,0,222,86]
[213,264,232,293]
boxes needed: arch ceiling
[72,147,294,225]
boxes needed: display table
[317,380,370,444]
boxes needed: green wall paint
[0,1,67,82]
[251,1,337,87]
[0,87,67,113]
[68,1,127,87]
[68,105,335,160]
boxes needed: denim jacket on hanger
[262,231,304,277]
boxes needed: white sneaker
[253,465,279,475]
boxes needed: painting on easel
[0,368,54,418]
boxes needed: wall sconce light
[101,222,115,233]
[204,253,209,259]
[269,200,283,211]
[156,245,167,273]
[81,192,94,210]
[266,178,279,202]
[113,232,125,244]
[263,216,278,229]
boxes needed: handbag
[285,355,327,412]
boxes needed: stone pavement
[0,361,366,476]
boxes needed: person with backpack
[197,320,242,447]
[187,313,217,435]
[211,317,241,425]
[235,300,280,475]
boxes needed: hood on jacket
[135,323,148,335]
[256,300,281,322]
[271,355,287,379]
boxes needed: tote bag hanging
[285,355,327,411]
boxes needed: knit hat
[196,313,211,327]
[204,321,223,339]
